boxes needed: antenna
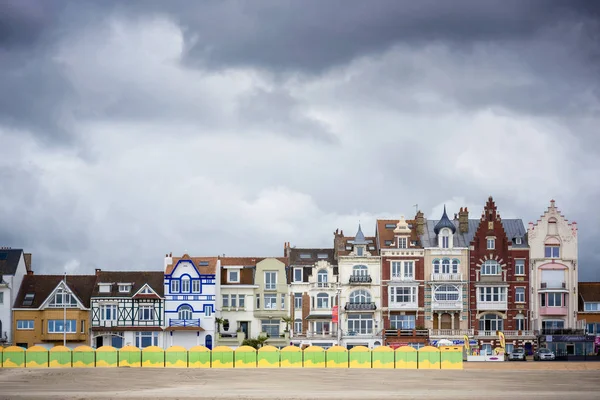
[414,204,418,214]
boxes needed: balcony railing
[476,300,508,311]
[349,275,372,284]
[310,282,334,289]
[390,274,415,282]
[539,306,568,316]
[429,329,474,337]
[221,306,247,312]
[169,319,201,327]
[476,330,499,337]
[431,299,463,310]
[345,302,377,311]
[431,273,463,281]
[503,330,535,337]
[385,329,429,338]
[541,282,566,289]
[343,330,376,337]
[388,301,419,310]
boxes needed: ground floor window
[347,313,373,335]
[314,321,331,334]
[48,320,77,333]
[135,332,158,349]
[294,319,302,334]
[390,314,415,329]
[481,343,492,355]
[261,320,280,337]
[505,343,514,354]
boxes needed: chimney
[333,229,345,260]
[459,207,469,234]
[164,253,173,271]
[284,242,291,257]
[415,211,425,235]
[23,253,32,272]
[27,270,34,276]
[95,268,101,276]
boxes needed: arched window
[479,313,503,332]
[441,228,450,249]
[349,290,371,304]
[433,285,460,302]
[515,313,525,331]
[352,265,368,276]
[452,259,459,274]
[433,259,440,274]
[178,305,193,320]
[181,276,190,292]
[481,260,500,275]
[317,269,328,287]
[442,259,450,274]
[316,293,329,309]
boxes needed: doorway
[440,313,452,330]
[566,344,575,355]
[205,334,213,350]
[239,321,249,338]
[95,336,104,348]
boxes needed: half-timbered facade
[164,254,216,349]
[91,270,164,349]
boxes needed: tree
[242,336,269,350]
[215,318,225,334]
[281,316,292,332]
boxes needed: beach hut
[165,346,188,368]
[49,346,72,368]
[211,346,234,368]
[280,345,302,368]
[2,346,25,368]
[234,345,257,368]
[440,346,463,369]
[25,346,48,368]
[302,345,325,368]
[372,346,394,369]
[257,345,280,368]
[348,346,371,368]
[326,346,349,368]
[417,346,441,369]
[188,345,211,368]
[95,346,118,367]
[0,346,2,368]
[142,346,165,367]
[118,345,141,367]
[395,346,418,369]
[72,346,95,368]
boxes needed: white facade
[0,249,28,345]
[528,200,578,331]
[164,258,216,349]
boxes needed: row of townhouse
[3,197,596,354]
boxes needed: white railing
[429,329,474,337]
[388,301,419,310]
[503,330,535,336]
[477,301,508,311]
[476,330,498,336]
[390,274,415,281]
[431,273,463,281]
[310,282,334,289]
[431,300,463,310]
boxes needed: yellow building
[12,274,96,348]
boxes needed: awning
[306,314,333,320]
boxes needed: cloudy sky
[1,0,599,280]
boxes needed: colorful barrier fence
[0,345,462,369]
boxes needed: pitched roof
[375,219,421,250]
[579,282,600,305]
[0,248,23,276]
[220,256,287,266]
[92,271,164,298]
[288,248,335,266]
[433,206,456,235]
[420,219,528,248]
[165,255,218,275]
[14,274,97,309]
[336,235,378,256]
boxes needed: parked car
[507,347,527,361]
[534,348,556,361]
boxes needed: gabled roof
[92,271,164,298]
[433,206,456,235]
[579,282,600,306]
[375,219,421,250]
[420,219,528,248]
[14,274,97,309]
[288,248,335,266]
[165,255,217,275]
[220,256,287,266]
[0,248,23,276]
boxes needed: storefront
[539,334,596,356]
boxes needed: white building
[0,248,30,345]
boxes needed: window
[398,237,407,248]
[317,270,328,287]
[281,293,286,309]
[139,306,154,321]
[390,286,417,303]
[542,320,564,331]
[515,259,525,275]
[315,321,330,334]
[479,314,503,331]
[547,293,563,307]
[17,320,34,330]
[199,261,209,266]
[356,246,364,256]
[81,319,85,333]
[140,286,152,294]
[23,293,34,306]
[391,262,402,278]
[515,314,525,331]
[479,287,507,302]
[316,293,329,309]
[228,270,240,283]
[515,237,522,245]
[256,296,260,309]
[545,245,560,258]
[481,260,500,275]
[48,288,78,307]
[100,304,118,321]
[231,294,237,308]
[384,240,393,246]
[135,332,158,349]
[265,271,277,290]
[433,259,440,274]
[317,253,328,259]
[178,305,193,320]
[48,320,77,333]
[238,295,245,308]
[441,235,449,249]
[403,261,414,279]
[515,287,525,303]
[222,294,229,308]
[192,280,200,293]
[352,265,368,276]
[118,284,131,293]
[293,268,303,282]
[390,315,415,329]
[487,238,495,250]
[294,319,302,333]
[441,259,450,274]
[181,278,190,293]
[264,294,277,309]
[584,302,600,311]
[299,253,311,259]
[433,285,460,301]
[261,320,280,337]
[204,306,212,317]
[391,261,413,279]
[171,280,180,293]
[452,259,459,274]
[347,313,373,335]
[294,293,302,309]
[385,223,396,229]
[98,284,111,293]
[349,290,371,304]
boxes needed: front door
[95,336,104,348]
[440,313,452,330]
[524,342,533,355]
[566,344,575,355]
[239,321,249,338]
[205,334,213,350]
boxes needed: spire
[354,224,368,245]
[434,205,457,235]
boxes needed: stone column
[437,313,441,330]
[451,313,455,330]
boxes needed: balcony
[42,333,88,342]
[310,282,335,290]
[429,329,474,337]
[345,302,377,311]
[476,300,508,311]
[431,273,463,281]
[539,306,568,316]
[475,330,498,337]
[169,319,201,327]
[503,330,535,337]
[388,301,419,311]
[390,274,415,282]
[221,306,247,312]
[385,329,428,338]
[431,299,463,311]
[343,330,377,337]
[540,282,567,290]
[217,331,245,346]
[349,275,372,284]
[295,331,337,339]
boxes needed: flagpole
[63,272,67,347]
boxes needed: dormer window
[356,246,364,256]
[199,261,209,266]
[228,270,240,283]
[384,240,393,246]
[398,237,407,249]
[118,284,131,293]
[299,253,311,259]
[385,223,396,229]
[98,284,111,293]
[23,293,35,306]
[317,253,328,259]
[515,237,522,245]
[140,286,152,294]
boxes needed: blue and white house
[164,254,217,349]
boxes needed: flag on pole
[463,335,470,352]
[498,331,506,349]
